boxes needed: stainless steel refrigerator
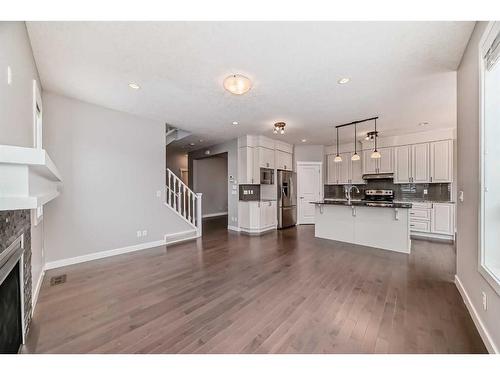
[277,170,297,229]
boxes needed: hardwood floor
[24,217,486,353]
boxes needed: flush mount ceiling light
[334,127,342,163]
[351,123,360,161]
[273,122,286,135]
[232,121,239,125]
[337,77,350,84]
[371,118,381,159]
[128,82,140,90]
[223,74,252,95]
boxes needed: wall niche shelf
[0,145,62,211]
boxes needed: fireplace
[0,235,26,354]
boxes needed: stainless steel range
[364,189,394,207]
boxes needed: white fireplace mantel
[0,145,62,211]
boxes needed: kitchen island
[312,200,412,253]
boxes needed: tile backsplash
[324,180,451,201]
[239,184,260,201]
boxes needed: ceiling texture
[27,21,475,150]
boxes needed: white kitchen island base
[314,203,411,254]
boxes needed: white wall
[0,21,45,303]
[294,144,325,184]
[166,145,188,181]
[456,21,499,353]
[42,92,192,264]
[193,154,228,216]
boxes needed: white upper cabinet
[350,153,364,184]
[276,150,293,171]
[362,150,377,174]
[257,147,275,169]
[377,148,393,173]
[412,143,430,183]
[338,153,351,184]
[238,146,259,184]
[327,154,339,184]
[362,147,393,174]
[430,140,453,183]
[394,145,412,183]
[394,143,430,183]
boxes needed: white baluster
[196,193,203,236]
[183,185,186,219]
[192,192,196,225]
[177,179,181,214]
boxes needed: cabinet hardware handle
[430,176,433,182]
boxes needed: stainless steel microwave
[260,168,274,185]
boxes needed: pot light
[337,77,350,84]
[189,142,195,146]
[128,82,140,90]
[199,140,204,143]
[301,139,307,143]
[232,121,239,125]
[223,74,252,95]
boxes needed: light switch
[459,191,464,202]
[7,66,12,85]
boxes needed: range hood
[362,173,394,180]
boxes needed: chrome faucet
[344,185,360,205]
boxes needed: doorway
[297,162,323,224]
[192,153,229,232]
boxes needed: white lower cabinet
[239,201,277,234]
[409,202,455,239]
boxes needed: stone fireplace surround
[0,210,32,337]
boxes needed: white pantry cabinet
[362,147,393,175]
[430,140,453,183]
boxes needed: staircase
[166,168,202,239]
[166,126,191,146]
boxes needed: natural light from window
[480,22,500,293]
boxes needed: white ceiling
[27,21,474,149]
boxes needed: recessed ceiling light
[337,77,350,84]
[199,140,204,143]
[419,122,429,126]
[223,74,252,95]
[189,142,195,146]
[232,121,239,125]
[301,139,307,143]
[128,82,140,90]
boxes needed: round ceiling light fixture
[128,82,140,90]
[232,121,239,125]
[223,74,252,95]
[337,77,350,85]
[273,122,286,135]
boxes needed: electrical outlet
[482,291,487,311]
[459,191,464,202]
[423,189,428,195]
[136,230,142,238]
[142,230,147,237]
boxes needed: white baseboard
[165,229,198,246]
[31,267,45,315]
[45,239,167,270]
[455,274,498,354]
[227,225,240,232]
[202,212,228,218]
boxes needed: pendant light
[334,127,342,162]
[351,122,360,161]
[371,118,381,159]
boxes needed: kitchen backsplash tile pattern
[324,180,451,201]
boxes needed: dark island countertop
[310,199,412,209]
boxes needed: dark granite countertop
[311,200,412,209]
[394,199,455,204]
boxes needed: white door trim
[296,161,323,225]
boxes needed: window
[480,22,500,294]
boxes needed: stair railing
[166,168,202,236]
